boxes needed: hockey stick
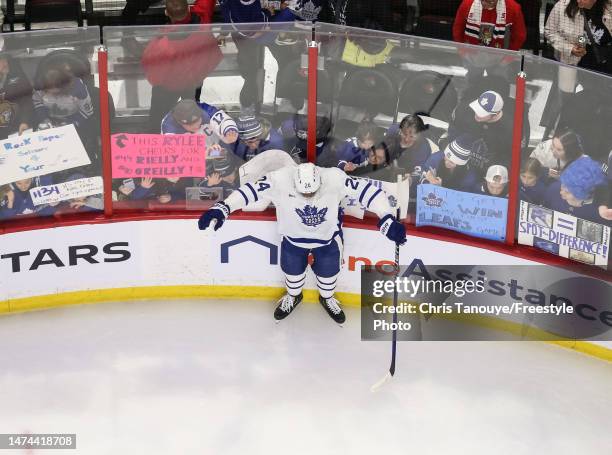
[425,76,452,118]
[370,208,401,392]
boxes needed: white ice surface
[0,298,611,455]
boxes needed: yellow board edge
[1,285,610,363]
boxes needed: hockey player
[198,162,406,324]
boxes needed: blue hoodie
[231,126,284,162]
[336,138,369,170]
[219,0,269,36]
[0,175,55,219]
[32,78,94,129]
[544,180,608,225]
[385,124,436,173]
[421,151,479,192]
[520,179,547,206]
[279,118,330,161]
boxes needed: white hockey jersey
[224,166,393,248]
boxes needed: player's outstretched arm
[342,172,407,245]
[198,175,274,231]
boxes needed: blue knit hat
[560,156,607,200]
[236,115,263,140]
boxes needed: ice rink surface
[0,298,611,455]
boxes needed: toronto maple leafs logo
[296,205,328,227]
[388,195,398,208]
[421,192,443,208]
[587,19,605,45]
[290,0,322,21]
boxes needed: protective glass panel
[315,23,521,243]
[0,27,103,224]
[520,55,612,269]
[104,22,311,212]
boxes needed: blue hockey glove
[198,202,230,231]
[378,214,407,245]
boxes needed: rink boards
[0,218,610,360]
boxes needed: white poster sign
[518,201,610,269]
[0,125,91,185]
[30,177,103,206]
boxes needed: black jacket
[0,57,34,140]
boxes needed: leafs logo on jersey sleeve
[295,205,328,227]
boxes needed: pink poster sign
[111,133,207,178]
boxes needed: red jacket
[142,27,222,91]
[453,0,526,51]
[191,0,215,24]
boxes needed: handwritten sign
[0,125,90,185]
[30,177,103,206]
[416,184,508,241]
[111,133,207,178]
[518,200,610,268]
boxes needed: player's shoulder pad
[267,166,290,182]
[257,166,289,189]
[320,166,348,186]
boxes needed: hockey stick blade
[370,371,393,393]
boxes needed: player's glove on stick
[198,202,230,231]
[378,214,407,245]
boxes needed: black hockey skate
[319,296,346,325]
[274,293,303,321]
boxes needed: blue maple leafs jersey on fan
[223,166,393,248]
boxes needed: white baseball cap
[469,91,504,118]
[485,165,509,184]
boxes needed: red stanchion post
[97,46,113,218]
[307,36,318,164]
[505,68,527,246]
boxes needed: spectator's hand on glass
[18,123,30,135]
[69,198,87,209]
[344,162,358,173]
[167,177,180,184]
[207,172,222,186]
[157,194,172,204]
[424,170,442,186]
[548,168,561,179]
[118,184,134,196]
[599,205,612,221]
[38,120,53,130]
[141,177,155,189]
[6,189,15,208]
[571,45,587,58]
[223,131,239,144]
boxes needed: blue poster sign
[416,184,508,241]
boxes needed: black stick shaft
[389,208,401,376]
